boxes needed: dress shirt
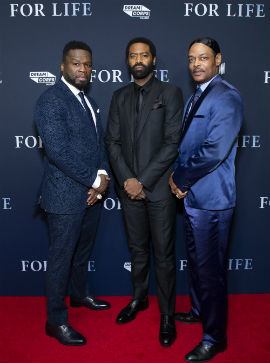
[199,74,219,92]
[61,76,107,188]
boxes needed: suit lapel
[135,79,164,140]
[85,95,100,143]
[180,75,222,143]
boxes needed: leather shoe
[185,340,227,362]
[45,322,86,346]
[116,297,148,324]
[175,312,202,324]
[70,295,111,310]
[159,314,177,347]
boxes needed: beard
[63,72,90,92]
[128,61,155,80]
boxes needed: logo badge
[123,5,151,19]
[29,71,56,85]
[124,262,131,272]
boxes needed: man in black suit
[106,37,183,347]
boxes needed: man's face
[188,42,221,86]
[127,42,156,80]
[61,49,92,91]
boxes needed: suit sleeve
[138,87,184,191]
[35,94,98,188]
[105,92,135,186]
[173,89,243,191]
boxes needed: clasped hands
[169,172,188,199]
[87,174,110,206]
[124,178,146,200]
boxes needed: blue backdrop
[0,0,269,296]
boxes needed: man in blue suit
[170,37,243,362]
[35,41,110,346]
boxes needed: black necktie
[78,92,97,138]
[182,87,202,132]
[136,87,144,115]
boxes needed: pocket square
[152,99,165,110]
[96,109,100,113]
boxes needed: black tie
[182,87,202,132]
[78,92,97,138]
[136,87,144,115]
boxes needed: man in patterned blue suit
[35,41,110,346]
[170,37,243,362]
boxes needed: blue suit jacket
[35,80,108,214]
[173,75,243,210]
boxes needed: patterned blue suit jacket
[35,80,108,214]
[173,75,244,210]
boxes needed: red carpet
[0,294,269,363]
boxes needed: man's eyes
[72,63,92,67]
[130,54,149,59]
[188,57,208,63]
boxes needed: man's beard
[64,73,90,92]
[128,61,155,80]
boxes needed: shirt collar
[134,73,155,93]
[61,76,82,96]
[198,74,219,92]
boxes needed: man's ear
[153,56,156,66]
[215,53,222,67]
[60,62,64,73]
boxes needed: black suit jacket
[106,77,184,201]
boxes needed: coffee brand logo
[30,72,56,85]
[124,262,131,272]
[123,5,151,19]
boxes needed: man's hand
[134,190,146,200]
[95,174,110,195]
[124,178,143,199]
[169,173,178,194]
[169,172,188,199]
[87,188,100,205]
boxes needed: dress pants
[46,203,101,325]
[120,193,176,315]
[184,205,234,345]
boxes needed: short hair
[126,37,156,59]
[189,37,221,56]
[62,41,92,62]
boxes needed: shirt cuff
[92,175,101,188]
[91,170,108,188]
[97,169,108,176]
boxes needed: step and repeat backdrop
[0,0,269,296]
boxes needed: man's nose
[79,64,87,72]
[194,58,200,67]
[136,54,143,63]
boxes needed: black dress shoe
[116,297,148,324]
[45,322,86,346]
[184,340,227,362]
[159,314,177,347]
[70,295,111,310]
[175,312,202,324]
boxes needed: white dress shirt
[61,76,107,188]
